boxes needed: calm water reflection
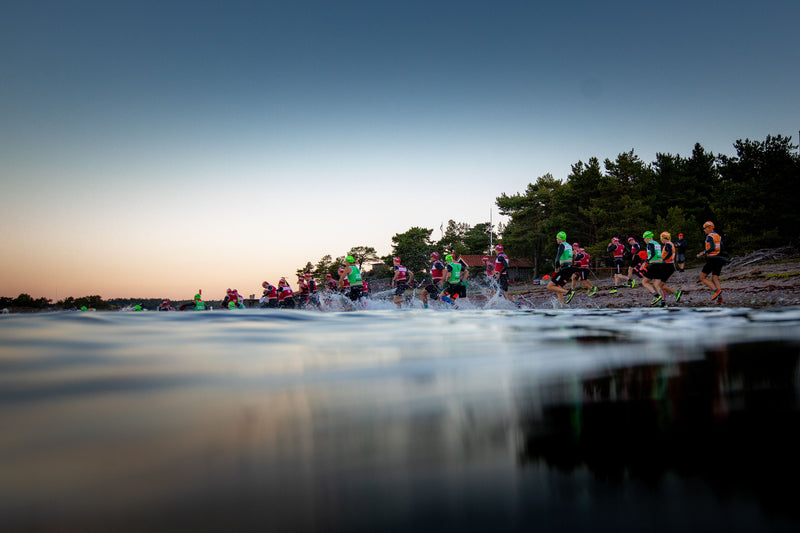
[1,309,799,532]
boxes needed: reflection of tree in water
[516,341,800,519]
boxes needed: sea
[2,304,800,532]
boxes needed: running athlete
[658,232,680,303]
[457,255,470,299]
[697,221,725,302]
[338,267,350,292]
[641,231,665,306]
[222,289,244,309]
[260,281,278,308]
[441,254,463,306]
[304,272,319,307]
[322,273,338,305]
[607,237,627,293]
[482,256,498,298]
[626,237,642,287]
[493,245,519,306]
[297,275,310,308]
[277,278,295,308]
[342,255,364,302]
[675,233,688,272]
[421,252,444,308]
[572,246,597,296]
[157,299,174,311]
[547,231,576,305]
[325,273,337,291]
[193,292,206,311]
[361,278,370,298]
[391,256,413,308]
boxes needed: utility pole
[489,208,493,255]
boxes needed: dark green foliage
[714,135,800,251]
[497,134,800,275]
[0,294,52,309]
[388,226,435,279]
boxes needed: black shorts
[348,286,363,301]
[613,258,625,274]
[264,299,278,308]
[394,283,408,297]
[552,267,575,287]
[444,283,466,298]
[645,263,663,280]
[279,298,295,309]
[498,273,509,292]
[702,257,725,277]
[424,283,441,298]
[676,252,686,263]
[575,268,589,281]
[631,255,643,268]
[660,263,675,282]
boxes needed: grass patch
[762,258,800,265]
[764,272,800,280]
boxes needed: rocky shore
[512,247,800,309]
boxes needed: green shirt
[447,262,462,283]
[347,265,362,286]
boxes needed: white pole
[489,208,493,254]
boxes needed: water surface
[2,308,800,532]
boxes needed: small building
[458,255,534,282]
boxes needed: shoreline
[511,253,800,309]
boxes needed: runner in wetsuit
[493,245,519,307]
[626,237,642,287]
[675,232,688,272]
[297,275,310,308]
[641,231,665,306]
[337,267,350,292]
[304,272,319,308]
[391,256,413,308]
[421,252,444,308]
[342,255,364,302]
[697,221,726,302]
[277,278,295,308]
[658,232,680,303]
[572,246,597,296]
[607,237,627,294]
[260,281,278,308]
[546,231,576,305]
[441,254,462,306]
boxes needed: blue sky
[1,0,798,299]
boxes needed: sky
[1,0,798,300]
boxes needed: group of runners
[545,220,727,306]
[177,220,726,311]
[254,256,372,309]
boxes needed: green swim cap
[134,305,141,311]
[80,306,87,312]
[557,231,567,240]
[643,231,654,239]
[346,255,355,263]
[445,254,454,262]
[194,293,202,300]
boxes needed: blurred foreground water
[2,307,800,532]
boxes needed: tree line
[5,134,798,307]
[297,135,799,281]
[295,221,499,284]
[496,134,799,276]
